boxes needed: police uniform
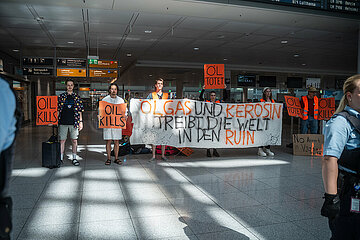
[0,77,20,239]
[323,106,360,239]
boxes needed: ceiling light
[294,54,300,57]
[67,41,74,44]
[193,47,199,51]
[281,40,288,44]
[126,53,132,57]
[149,74,153,77]
[217,35,225,39]
[12,49,19,52]
[119,65,122,68]
[144,30,152,34]
[302,63,306,66]
[101,43,107,46]
[223,58,228,61]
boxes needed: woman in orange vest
[147,78,168,162]
[300,86,319,134]
[258,87,275,157]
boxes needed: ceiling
[0,0,359,87]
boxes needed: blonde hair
[335,74,360,114]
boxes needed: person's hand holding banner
[36,96,58,126]
[98,101,127,129]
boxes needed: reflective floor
[10,118,330,240]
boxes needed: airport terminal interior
[1,0,360,239]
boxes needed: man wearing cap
[300,86,319,134]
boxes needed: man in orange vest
[300,86,319,134]
[147,78,169,161]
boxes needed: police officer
[321,74,360,239]
[0,76,20,240]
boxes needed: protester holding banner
[300,86,319,134]
[199,85,221,157]
[58,79,84,166]
[101,83,126,165]
[321,74,360,239]
[147,78,169,161]
[258,87,275,157]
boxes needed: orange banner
[57,68,86,77]
[284,96,303,118]
[36,96,58,125]
[204,64,225,89]
[318,97,335,120]
[99,101,127,129]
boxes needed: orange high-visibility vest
[152,92,168,100]
[206,100,220,103]
[260,99,275,103]
[301,95,318,120]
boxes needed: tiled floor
[9,118,331,240]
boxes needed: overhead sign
[57,68,86,77]
[306,78,321,89]
[89,60,118,69]
[130,99,283,148]
[57,58,86,67]
[204,64,225,89]
[36,96,58,125]
[89,69,117,78]
[23,57,53,66]
[98,101,127,129]
[293,134,324,156]
[23,67,53,76]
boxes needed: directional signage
[23,67,53,76]
[23,58,53,66]
[57,68,86,77]
[89,60,118,69]
[57,58,86,67]
[89,69,117,78]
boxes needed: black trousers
[0,143,15,240]
[329,176,360,240]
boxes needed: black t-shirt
[59,95,75,125]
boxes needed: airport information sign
[23,57,53,66]
[57,58,86,67]
[248,0,359,15]
[89,69,118,78]
[23,67,53,76]
[89,60,118,69]
[57,68,86,77]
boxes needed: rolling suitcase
[42,126,61,169]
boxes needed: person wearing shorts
[58,79,84,166]
[100,83,126,165]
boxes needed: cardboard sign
[36,96,58,125]
[318,97,335,120]
[130,99,283,148]
[204,64,225,89]
[293,134,324,156]
[284,96,303,118]
[98,101,127,129]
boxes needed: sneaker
[264,148,275,156]
[72,159,80,166]
[148,157,156,162]
[213,149,220,157]
[257,148,267,157]
[207,149,212,157]
[161,156,168,161]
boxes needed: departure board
[239,0,359,16]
